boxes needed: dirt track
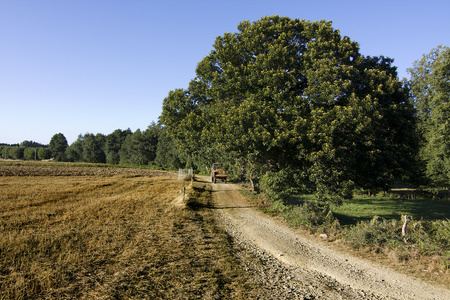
[208,179,450,299]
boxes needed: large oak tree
[161,16,416,201]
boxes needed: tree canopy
[408,45,450,188]
[49,133,68,161]
[161,16,416,201]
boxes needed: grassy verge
[240,190,450,286]
[0,166,253,299]
[333,195,450,225]
[333,195,450,280]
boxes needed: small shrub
[442,251,450,269]
[260,170,297,202]
[405,219,450,258]
[274,200,338,233]
[345,216,402,249]
[432,220,450,249]
[270,200,289,213]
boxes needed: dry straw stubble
[0,166,251,299]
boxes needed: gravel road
[209,180,450,299]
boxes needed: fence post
[181,187,186,200]
[402,215,408,243]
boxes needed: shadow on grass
[284,194,316,206]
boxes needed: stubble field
[0,164,253,299]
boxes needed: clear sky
[1,0,449,145]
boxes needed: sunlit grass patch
[333,195,450,225]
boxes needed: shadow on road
[211,205,256,209]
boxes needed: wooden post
[402,215,408,243]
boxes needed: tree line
[2,16,448,203]
[1,141,51,161]
[0,123,184,170]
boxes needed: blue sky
[1,0,449,145]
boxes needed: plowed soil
[0,164,170,177]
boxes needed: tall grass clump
[345,216,403,249]
[407,219,450,261]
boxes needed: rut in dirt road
[208,180,450,300]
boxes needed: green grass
[332,196,450,226]
[251,190,450,227]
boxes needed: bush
[408,219,450,257]
[260,170,297,202]
[268,199,338,234]
[345,217,401,249]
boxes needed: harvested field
[0,165,253,299]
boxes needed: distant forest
[0,122,181,170]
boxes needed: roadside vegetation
[240,188,450,286]
[0,164,256,299]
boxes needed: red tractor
[211,163,228,183]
